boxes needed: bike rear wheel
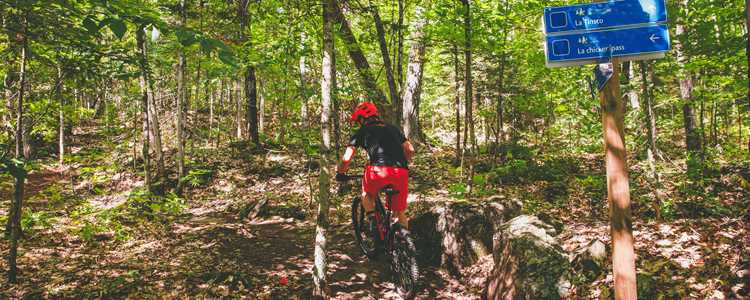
[390,224,419,299]
[351,198,377,258]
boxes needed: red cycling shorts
[363,165,409,212]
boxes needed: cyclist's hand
[335,173,349,182]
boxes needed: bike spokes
[391,227,419,299]
[352,199,377,258]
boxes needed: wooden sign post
[598,59,637,299]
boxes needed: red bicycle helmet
[350,102,379,122]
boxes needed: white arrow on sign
[649,34,660,42]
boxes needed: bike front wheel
[390,224,419,299]
[351,197,377,259]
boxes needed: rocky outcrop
[410,198,523,276]
[483,215,573,300]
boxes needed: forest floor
[1,123,749,299]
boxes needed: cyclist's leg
[389,167,410,229]
[361,191,376,212]
[395,210,409,229]
[362,165,384,213]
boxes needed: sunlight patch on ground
[89,193,127,210]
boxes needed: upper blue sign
[545,24,670,65]
[544,0,667,35]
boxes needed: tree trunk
[746,0,750,154]
[495,55,506,149]
[396,0,405,89]
[745,0,749,107]
[210,88,215,146]
[599,60,638,299]
[245,67,259,148]
[313,0,335,297]
[176,0,187,191]
[461,0,475,195]
[333,59,341,154]
[258,79,264,135]
[675,0,702,158]
[453,45,462,164]
[135,26,164,184]
[136,26,152,191]
[147,62,164,184]
[711,99,718,146]
[371,5,400,118]
[330,0,389,114]
[238,0,259,148]
[462,0,475,154]
[640,61,661,220]
[299,30,308,128]
[8,18,27,283]
[235,79,242,140]
[57,66,65,167]
[401,4,427,142]
[3,71,15,145]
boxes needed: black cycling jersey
[348,121,408,169]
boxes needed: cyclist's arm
[337,146,357,173]
[402,140,415,163]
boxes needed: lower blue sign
[545,24,670,67]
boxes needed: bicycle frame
[373,190,398,250]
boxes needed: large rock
[410,198,522,276]
[483,215,573,300]
[571,238,608,282]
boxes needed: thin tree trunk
[57,66,65,167]
[176,0,187,191]
[136,26,152,191]
[675,0,702,159]
[299,30,308,128]
[461,0,476,195]
[210,87,215,145]
[746,0,750,153]
[462,0,475,154]
[147,63,164,184]
[401,4,427,142]
[711,99,718,146]
[235,79,242,140]
[453,44,462,164]
[8,17,27,283]
[640,61,661,220]
[495,55,506,149]
[396,0,405,89]
[330,0,389,113]
[745,0,749,107]
[238,0,259,148]
[245,67,259,147]
[3,71,15,145]
[258,79,264,135]
[313,0,335,297]
[371,5,400,118]
[333,57,341,154]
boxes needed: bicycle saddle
[382,185,400,196]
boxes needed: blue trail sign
[544,0,667,35]
[545,24,670,68]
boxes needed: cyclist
[337,101,415,234]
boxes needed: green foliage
[21,211,56,234]
[448,182,468,199]
[70,202,130,243]
[180,168,215,188]
[0,158,28,179]
[125,189,186,217]
[490,159,530,185]
[576,175,606,201]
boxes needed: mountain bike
[336,174,419,299]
